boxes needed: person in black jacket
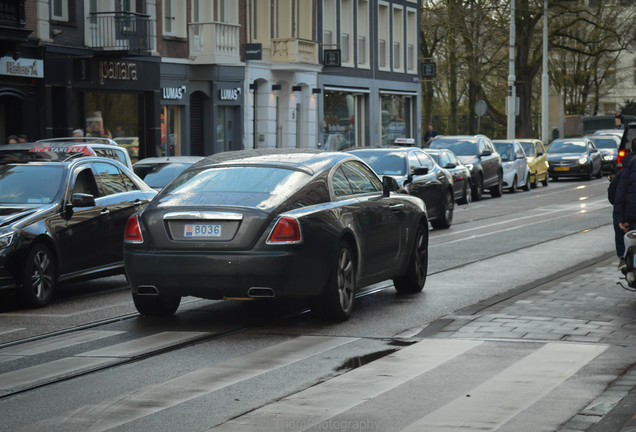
[611,140,636,269]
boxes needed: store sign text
[162,86,186,100]
[219,88,241,101]
[0,57,44,78]
[99,61,137,85]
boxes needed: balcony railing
[188,21,240,64]
[87,12,152,54]
[271,38,318,65]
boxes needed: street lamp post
[541,0,549,144]
[507,0,516,139]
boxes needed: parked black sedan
[348,147,455,229]
[124,149,428,321]
[423,148,472,205]
[0,147,156,307]
[547,137,603,180]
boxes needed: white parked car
[492,140,531,193]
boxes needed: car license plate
[184,224,222,237]
[555,167,569,171]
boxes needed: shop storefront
[43,49,161,160]
[0,50,44,143]
[161,63,244,156]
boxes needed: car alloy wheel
[320,241,356,321]
[22,244,56,307]
[431,191,453,229]
[393,223,428,293]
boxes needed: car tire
[431,190,454,229]
[459,181,471,205]
[522,174,531,191]
[472,174,483,201]
[319,241,356,321]
[490,172,503,197]
[21,243,56,308]
[508,175,517,193]
[393,223,428,294]
[132,292,181,316]
[542,174,549,187]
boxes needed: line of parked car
[0,129,619,319]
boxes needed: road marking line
[0,357,115,391]
[76,331,211,358]
[401,342,607,431]
[48,335,358,431]
[0,330,124,356]
[210,339,482,431]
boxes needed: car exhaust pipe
[248,287,275,298]
[137,285,159,295]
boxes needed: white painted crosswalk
[0,332,610,432]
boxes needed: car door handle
[100,208,110,215]
[134,199,143,207]
[389,203,404,210]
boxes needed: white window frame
[341,0,354,67]
[378,2,390,71]
[406,8,417,73]
[51,0,69,21]
[392,4,404,73]
[163,0,187,38]
[356,0,369,69]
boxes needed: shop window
[381,94,413,146]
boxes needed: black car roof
[191,149,355,174]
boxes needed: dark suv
[429,135,503,201]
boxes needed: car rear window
[134,162,193,189]
[163,166,308,195]
[0,165,64,204]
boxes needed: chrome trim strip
[163,211,243,221]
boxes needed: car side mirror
[72,192,96,208]
[382,176,399,197]
[444,163,457,169]
[412,167,429,176]
[481,149,492,157]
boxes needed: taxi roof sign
[29,145,96,156]
[394,138,416,146]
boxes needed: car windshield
[134,163,193,189]
[0,165,63,204]
[520,142,535,157]
[429,139,477,156]
[590,138,618,149]
[350,151,406,176]
[548,141,586,153]
[494,143,514,161]
[163,165,308,197]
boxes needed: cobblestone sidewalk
[428,257,636,431]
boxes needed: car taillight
[124,215,144,243]
[267,216,301,244]
[618,149,626,170]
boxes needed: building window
[392,5,403,72]
[341,0,353,66]
[358,36,366,65]
[378,2,389,70]
[406,8,417,73]
[356,0,369,68]
[163,0,186,38]
[323,0,337,48]
[51,0,69,21]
